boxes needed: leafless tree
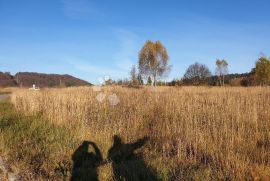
[183,62,212,85]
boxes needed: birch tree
[215,59,228,86]
[138,40,171,87]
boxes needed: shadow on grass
[71,136,158,181]
[71,141,103,181]
[108,135,158,181]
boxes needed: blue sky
[0,0,270,84]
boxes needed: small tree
[129,65,139,86]
[183,62,212,85]
[137,74,144,85]
[138,40,171,87]
[147,76,152,86]
[215,59,228,86]
[105,79,115,85]
[254,56,270,85]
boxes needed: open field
[1,86,270,180]
[0,88,13,95]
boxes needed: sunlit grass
[5,86,270,180]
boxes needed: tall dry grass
[11,86,270,180]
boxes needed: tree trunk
[154,77,156,87]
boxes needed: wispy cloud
[65,58,128,83]
[113,29,140,71]
[61,0,100,20]
[62,28,140,83]
[74,61,126,76]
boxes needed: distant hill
[169,73,253,86]
[0,72,17,87]
[0,72,91,87]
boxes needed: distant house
[29,84,40,91]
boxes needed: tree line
[107,40,270,87]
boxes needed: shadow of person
[108,135,158,181]
[71,141,103,181]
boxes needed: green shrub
[0,101,78,180]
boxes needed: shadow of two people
[71,135,158,181]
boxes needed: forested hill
[169,73,253,86]
[0,72,17,87]
[0,72,91,87]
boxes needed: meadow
[1,86,270,180]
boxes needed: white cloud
[65,58,128,82]
[74,62,126,76]
[62,29,140,83]
[61,0,100,19]
[113,29,139,71]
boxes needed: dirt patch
[0,94,10,101]
[0,157,17,181]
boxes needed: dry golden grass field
[1,86,270,180]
